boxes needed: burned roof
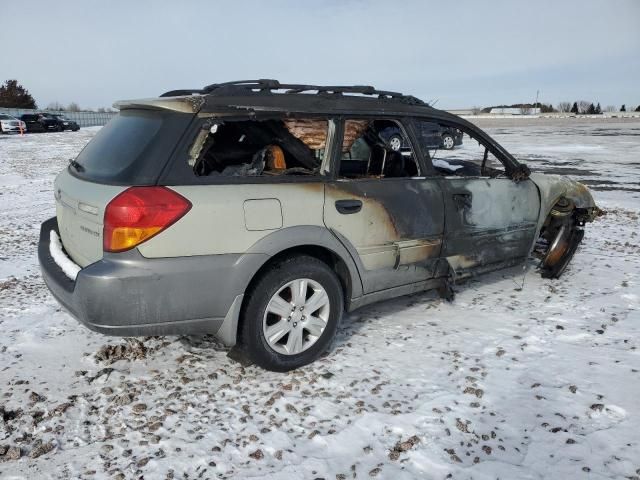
[115,79,471,126]
[159,79,426,105]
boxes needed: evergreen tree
[595,103,602,114]
[570,102,579,114]
[587,103,596,114]
[621,104,626,112]
[0,79,37,109]
[636,105,640,112]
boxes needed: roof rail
[160,79,426,105]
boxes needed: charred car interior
[192,119,329,177]
[191,117,423,180]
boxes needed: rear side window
[72,109,193,185]
[192,118,330,177]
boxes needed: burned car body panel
[324,179,444,293]
[529,173,597,226]
[438,177,540,275]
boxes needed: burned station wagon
[38,80,598,371]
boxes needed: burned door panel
[440,177,540,274]
[324,179,444,293]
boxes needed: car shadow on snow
[329,258,542,352]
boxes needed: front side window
[192,118,330,177]
[338,119,420,179]
[413,120,505,177]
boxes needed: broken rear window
[192,119,330,177]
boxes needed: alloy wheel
[262,278,330,355]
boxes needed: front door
[323,119,445,293]
[439,177,540,273]
[413,118,540,276]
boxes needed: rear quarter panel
[137,183,326,257]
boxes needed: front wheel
[239,255,344,371]
[539,218,584,278]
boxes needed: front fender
[529,173,597,226]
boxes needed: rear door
[56,108,194,266]
[324,118,445,293]
[55,171,126,266]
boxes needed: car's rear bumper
[38,217,266,344]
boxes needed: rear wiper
[68,159,84,172]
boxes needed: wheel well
[238,245,352,335]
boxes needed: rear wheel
[239,255,343,371]
[442,134,455,150]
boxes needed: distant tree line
[480,103,556,114]
[0,79,115,112]
[479,100,639,115]
[45,101,116,113]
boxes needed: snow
[1,121,639,478]
[432,158,463,171]
[49,230,80,281]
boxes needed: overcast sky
[2,0,639,110]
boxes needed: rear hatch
[55,107,194,267]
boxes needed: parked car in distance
[20,113,60,132]
[379,122,463,152]
[38,80,599,371]
[0,114,27,133]
[46,113,80,131]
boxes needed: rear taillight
[103,187,191,253]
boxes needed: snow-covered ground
[0,121,639,479]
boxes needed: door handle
[335,199,362,214]
[452,193,472,211]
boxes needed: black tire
[239,255,344,371]
[540,219,584,279]
[442,134,455,150]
